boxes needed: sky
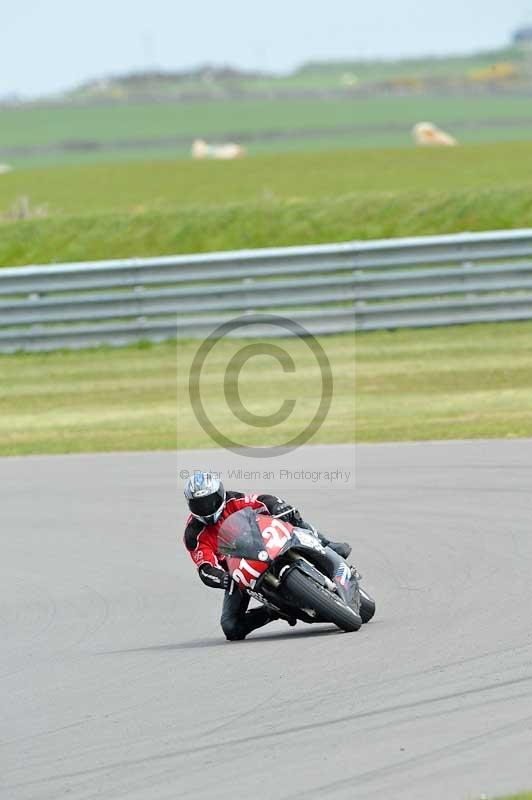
[2,0,532,97]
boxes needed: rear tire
[359,589,376,624]
[282,568,362,632]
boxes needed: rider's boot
[316,533,352,560]
[298,519,352,560]
[325,540,352,560]
[269,609,297,627]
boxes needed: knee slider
[221,619,246,641]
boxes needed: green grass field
[4,96,532,150]
[2,141,532,266]
[1,322,531,456]
[2,93,532,168]
[497,794,532,800]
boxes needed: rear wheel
[359,588,376,624]
[282,568,362,632]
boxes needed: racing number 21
[232,560,261,588]
[262,519,291,550]
[232,521,291,588]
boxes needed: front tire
[282,568,362,632]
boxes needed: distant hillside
[296,46,525,79]
[68,65,269,102]
[1,42,528,109]
[67,47,530,104]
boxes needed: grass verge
[3,143,532,265]
[3,186,532,267]
[0,321,531,456]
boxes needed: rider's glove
[270,499,302,526]
[219,572,231,590]
[198,563,231,590]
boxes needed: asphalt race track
[2,440,532,800]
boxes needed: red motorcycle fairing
[218,506,369,631]
[219,510,295,590]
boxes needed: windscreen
[217,507,266,560]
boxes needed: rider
[183,470,352,641]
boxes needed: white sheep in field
[0,163,13,174]
[413,122,458,147]
[192,139,246,160]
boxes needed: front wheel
[282,568,362,632]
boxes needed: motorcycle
[217,507,376,633]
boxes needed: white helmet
[184,471,226,524]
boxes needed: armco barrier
[2,229,532,351]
